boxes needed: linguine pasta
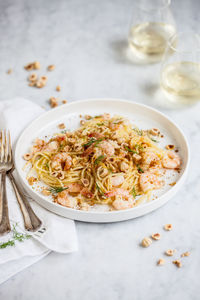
[24,114,181,211]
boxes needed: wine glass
[161,32,200,103]
[128,0,176,63]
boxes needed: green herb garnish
[137,166,144,173]
[83,138,104,148]
[132,187,137,198]
[96,183,105,196]
[61,130,67,134]
[0,224,31,250]
[49,186,68,195]
[96,123,104,126]
[45,162,49,169]
[124,146,138,154]
[147,132,159,143]
[94,155,105,165]
[133,128,143,136]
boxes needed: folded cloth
[0,98,78,284]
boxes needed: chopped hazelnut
[141,237,152,247]
[58,123,66,129]
[181,251,190,257]
[7,68,13,74]
[49,97,58,108]
[47,64,55,71]
[29,81,37,87]
[165,249,176,256]
[40,75,48,83]
[36,80,45,88]
[62,100,67,104]
[23,153,33,161]
[151,233,161,240]
[173,260,182,268]
[41,189,51,196]
[56,85,61,92]
[24,63,34,71]
[157,259,165,266]
[28,73,37,82]
[166,144,175,150]
[149,128,160,136]
[33,61,40,69]
[164,224,173,231]
[28,177,37,186]
[80,120,86,126]
[24,61,40,71]
[85,115,92,120]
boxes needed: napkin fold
[0,98,78,284]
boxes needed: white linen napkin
[0,98,78,284]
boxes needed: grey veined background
[0,1,200,300]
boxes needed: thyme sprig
[49,186,68,195]
[94,155,105,165]
[0,224,31,249]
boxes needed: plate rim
[14,98,190,218]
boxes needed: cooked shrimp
[162,151,180,169]
[81,188,94,199]
[111,175,124,186]
[43,141,58,152]
[56,190,77,208]
[51,153,72,170]
[99,141,115,156]
[141,150,159,170]
[112,198,134,210]
[67,183,82,193]
[119,161,129,172]
[139,172,163,192]
[106,188,134,210]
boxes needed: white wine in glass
[161,62,200,98]
[161,32,200,103]
[128,0,176,63]
[129,22,176,55]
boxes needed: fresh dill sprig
[94,155,105,165]
[132,186,137,198]
[137,166,144,173]
[61,130,67,134]
[124,146,138,154]
[0,224,31,250]
[83,138,104,148]
[96,183,105,196]
[147,132,159,143]
[133,128,143,136]
[49,186,68,195]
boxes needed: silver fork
[5,130,42,232]
[1,130,42,233]
[0,130,12,235]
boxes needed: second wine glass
[128,0,176,63]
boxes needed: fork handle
[0,172,11,235]
[8,172,42,232]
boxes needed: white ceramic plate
[15,99,190,223]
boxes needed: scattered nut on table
[141,237,152,247]
[164,224,173,231]
[173,260,182,268]
[181,251,190,257]
[58,123,66,129]
[47,64,55,71]
[157,259,165,266]
[151,233,161,240]
[165,249,176,256]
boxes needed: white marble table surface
[0,0,200,299]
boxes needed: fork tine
[0,130,4,163]
[4,129,8,163]
[8,130,12,163]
